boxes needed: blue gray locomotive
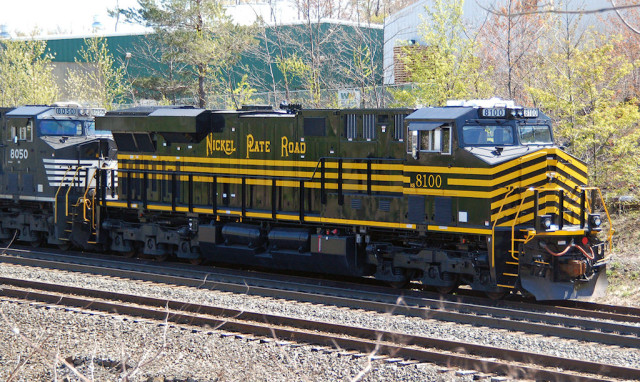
[0,103,117,248]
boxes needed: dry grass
[595,210,640,306]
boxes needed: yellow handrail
[581,186,615,248]
[65,166,87,218]
[54,167,74,224]
[81,169,98,229]
[509,188,532,261]
[491,187,516,268]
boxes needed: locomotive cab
[402,99,611,299]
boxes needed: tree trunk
[198,64,206,108]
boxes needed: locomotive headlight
[588,213,602,231]
[539,214,553,231]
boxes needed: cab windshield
[462,125,514,146]
[85,121,111,136]
[39,119,83,136]
[518,124,553,145]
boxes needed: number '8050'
[10,148,28,159]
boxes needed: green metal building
[42,21,384,107]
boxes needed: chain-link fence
[131,83,417,110]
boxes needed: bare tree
[477,0,549,103]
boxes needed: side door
[5,117,34,196]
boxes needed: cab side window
[8,118,33,142]
[410,125,452,155]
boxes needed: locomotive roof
[99,106,214,134]
[406,107,472,121]
[107,105,203,116]
[406,105,550,122]
[7,106,52,117]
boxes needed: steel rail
[5,247,637,325]
[1,251,640,349]
[0,278,637,382]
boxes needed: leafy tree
[64,36,131,110]
[604,0,640,100]
[0,39,58,107]
[275,53,320,106]
[528,35,640,196]
[120,0,256,108]
[122,35,192,103]
[332,23,386,107]
[391,0,493,107]
[226,74,256,109]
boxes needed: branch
[1,310,91,382]
[478,1,640,17]
[610,0,640,35]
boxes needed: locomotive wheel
[436,284,459,295]
[485,289,509,300]
[29,235,44,248]
[387,280,410,289]
[189,257,203,265]
[0,229,17,247]
[153,254,169,262]
[57,242,72,251]
[120,249,136,258]
[119,240,139,258]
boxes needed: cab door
[5,117,34,196]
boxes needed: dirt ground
[596,209,640,306]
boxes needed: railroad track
[1,276,638,382]
[2,248,640,344]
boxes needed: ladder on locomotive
[54,166,98,245]
[492,187,522,290]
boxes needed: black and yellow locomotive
[2,99,612,300]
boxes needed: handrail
[309,156,404,181]
[491,187,516,268]
[65,166,87,218]
[581,186,615,248]
[509,188,536,261]
[54,167,74,224]
[81,169,98,229]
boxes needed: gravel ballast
[1,300,471,381]
[1,262,638,380]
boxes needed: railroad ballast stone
[2,261,639,378]
[0,298,475,381]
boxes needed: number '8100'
[414,173,442,188]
